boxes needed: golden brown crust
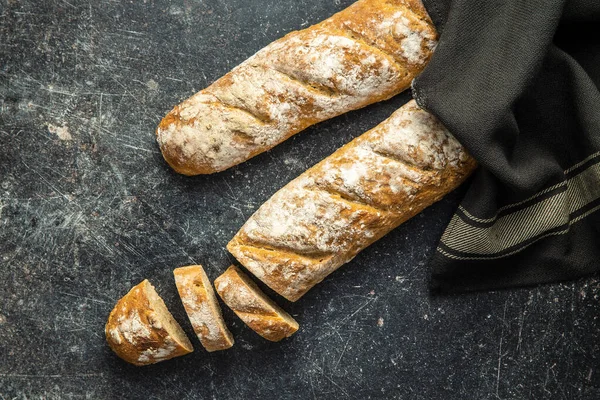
[157,0,437,175]
[214,266,299,342]
[105,280,193,366]
[228,100,478,301]
[174,265,235,352]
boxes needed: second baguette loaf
[157,0,436,175]
[228,100,477,301]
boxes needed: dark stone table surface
[1,0,599,398]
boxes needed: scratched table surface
[1,0,599,398]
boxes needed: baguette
[174,265,235,352]
[157,0,436,175]
[214,265,299,342]
[227,100,477,301]
[105,280,193,366]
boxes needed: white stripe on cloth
[439,159,600,258]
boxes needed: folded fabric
[412,0,600,292]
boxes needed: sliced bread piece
[174,265,235,352]
[214,265,299,342]
[105,279,193,366]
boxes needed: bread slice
[214,265,299,342]
[174,265,235,352]
[105,279,193,366]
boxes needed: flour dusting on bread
[117,309,151,345]
[174,266,234,352]
[228,100,477,301]
[105,280,193,365]
[138,338,177,364]
[157,0,437,175]
[215,266,299,342]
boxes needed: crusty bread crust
[214,266,299,342]
[228,100,478,301]
[174,265,235,352]
[105,280,193,366]
[157,0,436,175]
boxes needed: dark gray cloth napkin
[412,0,600,292]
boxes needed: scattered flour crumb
[168,5,183,15]
[146,79,159,91]
[377,317,384,327]
[47,123,72,141]
[241,343,254,351]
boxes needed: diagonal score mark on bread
[157,0,437,175]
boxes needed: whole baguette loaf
[174,265,235,352]
[157,0,437,175]
[105,280,194,366]
[215,265,299,342]
[227,100,477,301]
